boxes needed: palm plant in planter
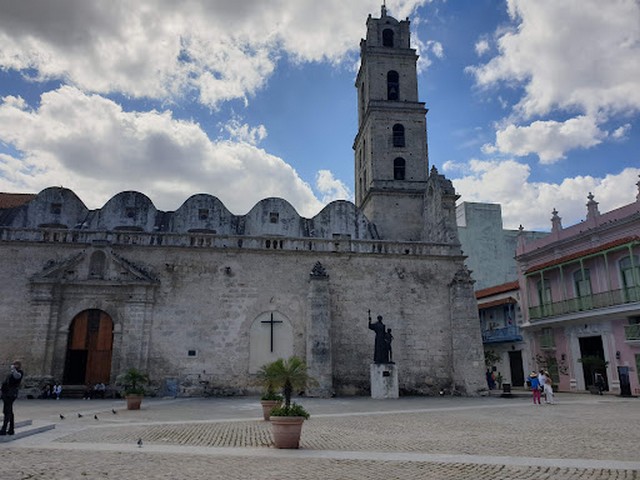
[256,361,284,420]
[259,356,314,448]
[116,368,149,410]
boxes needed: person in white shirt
[542,371,554,404]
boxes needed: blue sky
[0,0,638,230]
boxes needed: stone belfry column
[306,262,333,397]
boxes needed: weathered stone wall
[0,234,483,397]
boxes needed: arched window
[392,124,405,147]
[573,269,592,310]
[387,71,399,101]
[573,269,591,297]
[382,29,394,47]
[620,255,640,302]
[620,255,639,288]
[89,251,106,279]
[393,158,405,180]
[536,278,551,303]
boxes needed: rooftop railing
[0,227,460,258]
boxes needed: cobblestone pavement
[1,394,638,479]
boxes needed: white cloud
[223,119,267,146]
[315,169,352,204]
[488,115,607,164]
[0,87,324,215]
[470,0,640,118]
[612,123,631,140]
[451,159,640,230]
[0,1,429,108]
[474,39,490,56]
[467,0,640,163]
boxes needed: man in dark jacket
[1,360,24,435]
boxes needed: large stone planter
[270,416,305,448]
[126,394,143,410]
[260,400,281,421]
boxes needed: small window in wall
[393,158,406,180]
[382,28,394,47]
[269,212,279,224]
[540,327,555,349]
[50,203,62,215]
[187,350,197,357]
[88,251,106,279]
[392,124,405,147]
[198,208,209,220]
[125,207,136,219]
[387,71,399,101]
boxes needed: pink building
[516,179,640,395]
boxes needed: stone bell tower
[353,5,430,241]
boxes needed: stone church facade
[0,7,485,397]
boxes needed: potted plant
[256,362,283,421]
[261,356,315,449]
[116,368,149,410]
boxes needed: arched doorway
[63,309,114,385]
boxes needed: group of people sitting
[39,383,62,400]
[83,382,107,399]
[528,369,554,404]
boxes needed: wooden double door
[63,310,113,385]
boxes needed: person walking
[1,360,24,436]
[543,371,555,404]
[529,371,541,405]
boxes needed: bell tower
[353,5,429,241]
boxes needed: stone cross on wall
[261,312,282,352]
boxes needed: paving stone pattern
[0,395,638,479]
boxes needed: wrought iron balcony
[481,325,522,344]
[529,286,640,320]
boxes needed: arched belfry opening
[63,309,114,385]
[387,70,399,100]
[382,28,394,47]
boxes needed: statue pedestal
[370,363,398,399]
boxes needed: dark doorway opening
[579,335,608,391]
[63,309,113,385]
[508,350,525,387]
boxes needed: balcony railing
[481,325,522,344]
[625,324,640,341]
[529,286,640,320]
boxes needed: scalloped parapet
[0,187,381,241]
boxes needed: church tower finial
[381,2,387,17]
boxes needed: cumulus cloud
[315,169,352,204]
[451,159,640,230]
[0,87,324,215]
[485,115,607,164]
[223,119,267,146]
[0,0,429,108]
[467,0,640,162]
[470,0,640,117]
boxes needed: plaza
[1,393,638,479]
